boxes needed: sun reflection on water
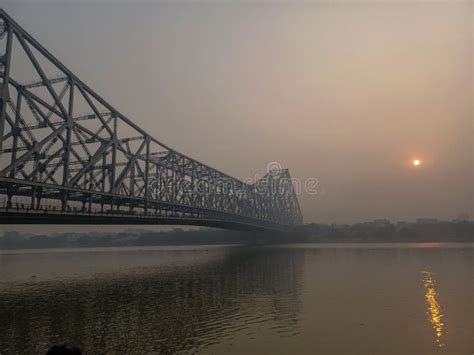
[422,271,445,347]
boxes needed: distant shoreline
[0,221,472,250]
[1,242,474,254]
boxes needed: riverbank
[1,221,472,249]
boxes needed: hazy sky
[2,0,473,224]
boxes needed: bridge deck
[0,208,290,232]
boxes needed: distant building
[394,221,410,231]
[396,221,410,227]
[416,218,438,224]
[371,219,391,227]
[454,213,471,222]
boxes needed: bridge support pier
[61,192,67,212]
[34,187,42,210]
[6,191,12,209]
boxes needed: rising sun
[413,159,421,167]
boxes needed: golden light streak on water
[422,271,445,347]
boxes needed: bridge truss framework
[0,9,302,231]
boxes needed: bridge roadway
[0,177,293,232]
[0,208,290,232]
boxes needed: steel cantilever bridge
[0,10,302,231]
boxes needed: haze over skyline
[2,0,472,224]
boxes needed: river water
[0,243,472,354]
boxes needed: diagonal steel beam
[112,138,147,193]
[67,139,113,186]
[26,146,64,180]
[76,85,114,137]
[0,19,13,151]
[14,31,70,121]
[0,123,67,176]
